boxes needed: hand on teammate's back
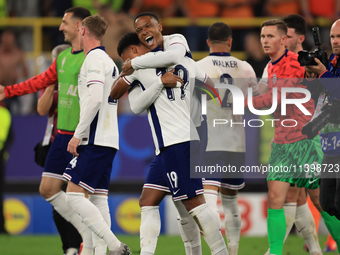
[161,70,184,88]
[121,58,134,76]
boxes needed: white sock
[295,203,322,253]
[89,195,110,255]
[65,192,120,252]
[174,201,202,255]
[283,202,297,242]
[221,194,241,255]
[140,206,161,255]
[189,204,228,255]
[204,189,220,221]
[46,191,86,235]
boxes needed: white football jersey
[77,47,119,149]
[125,50,207,154]
[197,53,259,152]
[163,34,204,127]
[163,34,191,55]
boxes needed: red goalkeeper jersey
[250,49,315,144]
[5,59,57,98]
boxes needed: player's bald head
[262,19,287,36]
[331,19,340,31]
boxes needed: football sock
[89,195,110,255]
[295,203,321,253]
[204,189,220,221]
[221,194,241,255]
[189,204,228,255]
[283,202,296,242]
[177,216,192,255]
[140,206,160,255]
[307,196,321,233]
[46,191,87,235]
[80,221,93,255]
[174,201,202,255]
[267,208,285,255]
[321,211,340,253]
[65,192,121,252]
[52,208,82,253]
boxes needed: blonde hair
[82,14,108,39]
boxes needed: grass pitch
[0,234,337,255]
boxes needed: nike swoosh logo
[173,189,180,195]
[181,222,188,226]
[298,226,306,233]
[309,179,318,184]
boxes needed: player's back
[78,48,119,149]
[197,53,258,152]
[127,51,203,154]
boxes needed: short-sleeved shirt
[250,49,315,144]
[197,52,259,152]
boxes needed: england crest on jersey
[273,74,277,84]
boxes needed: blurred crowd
[0,0,339,115]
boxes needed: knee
[39,183,51,199]
[139,193,154,208]
[39,179,62,200]
[267,191,284,209]
[139,195,147,208]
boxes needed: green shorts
[266,136,323,189]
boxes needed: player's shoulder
[285,50,299,62]
[283,50,304,70]
[58,47,72,57]
[238,58,254,69]
[56,47,72,62]
[164,33,187,41]
[87,48,111,62]
[163,33,189,47]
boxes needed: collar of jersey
[209,52,231,56]
[151,46,163,52]
[271,49,288,65]
[71,48,83,54]
[88,46,106,54]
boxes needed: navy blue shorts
[63,145,117,194]
[203,151,245,190]
[42,133,73,181]
[144,141,204,201]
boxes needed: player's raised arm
[126,42,186,71]
[3,59,58,99]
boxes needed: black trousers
[319,155,340,220]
